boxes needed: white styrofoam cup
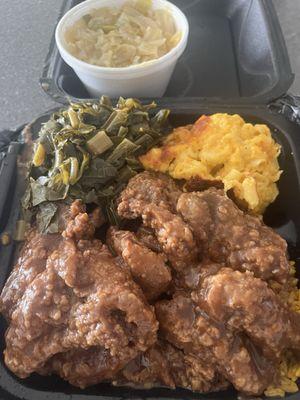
[55,0,189,98]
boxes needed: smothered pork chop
[1,172,299,396]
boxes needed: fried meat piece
[116,342,228,393]
[176,192,213,247]
[195,268,300,360]
[0,229,60,320]
[115,343,175,389]
[40,347,122,388]
[136,226,162,253]
[118,199,198,271]
[107,227,171,301]
[174,260,222,291]
[63,211,96,240]
[1,172,296,395]
[63,200,104,239]
[156,294,275,395]
[163,342,229,393]
[177,189,290,283]
[118,171,181,218]
[3,211,158,388]
[55,200,105,233]
[41,345,140,388]
[117,172,198,271]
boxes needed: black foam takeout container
[1,0,300,399]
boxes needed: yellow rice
[265,263,300,397]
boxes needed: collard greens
[22,96,170,233]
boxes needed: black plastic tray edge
[39,0,294,106]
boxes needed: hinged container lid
[40,0,294,105]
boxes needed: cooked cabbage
[64,0,181,68]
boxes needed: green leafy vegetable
[87,130,114,155]
[30,179,48,206]
[69,157,79,185]
[14,220,27,242]
[21,185,31,209]
[68,108,80,128]
[81,158,118,187]
[21,96,171,232]
[33,143,46,167]
[103,110,128,134]
[107,138,140,163]
[36,202,58,233]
